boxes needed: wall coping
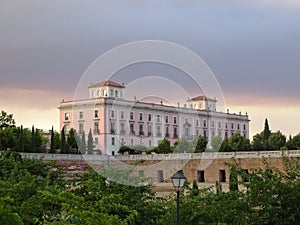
[14,150,300,162]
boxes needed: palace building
[58,80,250,155]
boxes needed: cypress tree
[263,118,271,150]
[19,125,24,152]
[80,131,86,154]
[60,127,66,154]
[31,125,36,153]
[50,126,55,154]
[87,129,93,155]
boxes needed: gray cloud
[0,0,299,100]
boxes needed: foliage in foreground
[2,150,300,224]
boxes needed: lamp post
[171,170,186,225]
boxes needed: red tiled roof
[188,95,217,102]
[89,80,125,88]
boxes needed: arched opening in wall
[219,170,226,182]
[157,170,164,182]
[197,170,205,182]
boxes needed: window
[203,120,207,128]
[165,115,169,123]
[196,129,199,136]
[110,89,113,96]
[174,116,177,124]
[157,170,164,182]
[115,90,118,97]
[96,90,100,97]
[218,121,221,129]
[120,123,125,134]
[110,110,115,118]
[211,120,215,128]
[148,114,152,122]
[219,170,226,182]
[231,123,234,130]
[165,126,169,137]
[218,131,222,137]
[156,126,161,137]
[225,131,228,139]
[120,111,125,119]
[64,125,69,134]
[197,170,205,182]
[65,113,69,121]
[139,112,143,121]
[203,130,207,138]
[196,119,199,126]
[149,140,152,147]
[173,127,178,138]
[95,137,98,145]
[94,110,99,118]
[130,123,134,135]
[243,124,246,131]
[130,112,134,120]
[225,122,228,129]
[94,122,99,134]
[185,127,190,137]
[111,137,115,146]
[130,139,134,146]
[110,122,115,134]
[237,123,240,130]
[121,138,125,145]
[212,130,215,138]
[156,114,161,123]
[148,124,152,136]
[79,123,84,134]
[79,111,83,120]
[139,124,144,135]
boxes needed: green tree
[194,135,208,153]
[292,134,300,149]
[50,126,55,154]
[156,138,171,153]
[228,133,252,151]
[268,131,286,150]
[211,135,222,151]
[220,138,232,152]
[87,129,93,155]
[80,131,86,154]
[67,128,79,154]
[263,118,271,149]
[31,125,36,153]
[60,127,66,154]
[173,138,189,153]
[0,110,15,128]
[252,132,264,150]
[19,125,24,152]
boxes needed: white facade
[59,80,250,155]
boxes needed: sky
[0,0,300,138]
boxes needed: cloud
[0,88,71,130]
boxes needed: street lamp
[171,170,186,225]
